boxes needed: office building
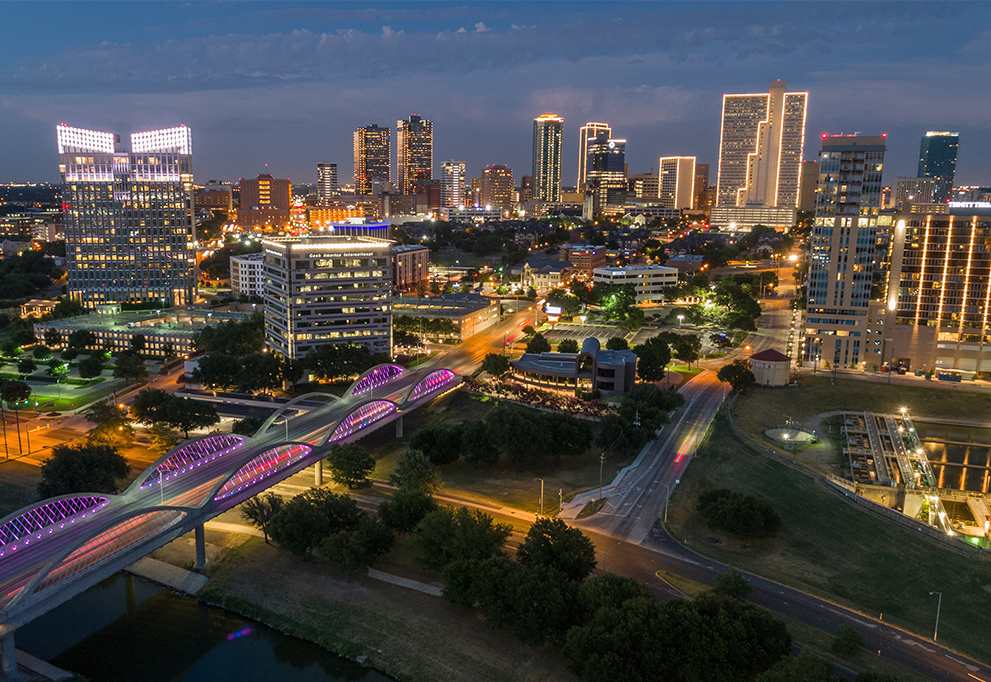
[797,161,819,212]
[578,122,611,188]
[195,181,234,212]
[57,124,195,308]
[481,164,514,213]
[893,177,937,210]
[241,174,291,210]
[396,115,433,196]
[693,164,710,211]
[510,337,637,398]
[628,173,660,200]
[440,161,466,207]
[803,134,887,370]
[716,79,808,208]
[559,244,607,276]
[392,244,430,292]
[353,125,391,194]
[393,293,499,341]
[592,265,679,304]
[262,235,393,358]
[520,176,534,203]
[317,163,338,202]
[659,157,696,210]
[586,132,627,211]
[230,252,265,299]
[918,131,959,204]
[533,112,564,202]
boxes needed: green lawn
[0,480,34,518]
[666,414,991,664]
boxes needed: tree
[17,357,36,377]
[557,338,580,354]
[38,443,129,498]
[757,650,837,682]
[672,334,702,368]
[268,488,363,556]
[377,488,438,534]
[162,341,177,364]
[241,492,285,544]
[155,396,220,437]
[460,420,499,467]
[634,336,670,381]
[517,518,597,582]
[67,329,96,350]
[32,344,52,360]
[605,336,629,350]
[526,333,551,354]
[84,402,135,448]
[577,573,652,615]
[327,443,375,489]
[715,567,754,600]
[77,353,105,379]
[232,416,265,436]
[318,515,394,580]
[409,506,511,570]
[148,422,183,455]
[521,325,536,336]
[46,357,69,384]
[191,352,242,390]
[2,380,31,453]
[237,352,282,394]
[696,488,782,539]
[113,350,148,383]
[130,388,169,423]
[833,624,865,656]
[388,449,441,493]
[281,356,305,387]
[130,334,147,354]
[408,424,462,465]
[717,359,757,393]
[480,353,510,377]
[44,328,63,348]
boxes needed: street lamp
[929,591,942,641]
[534,477,544,517]
[579,315,586,326]
[813,337,821,376]
[677,314,684,329]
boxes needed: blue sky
[2,1,990,188]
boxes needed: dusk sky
[3,1,990,188]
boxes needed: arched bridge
[0,363,459,673]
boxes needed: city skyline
[3,2,991,188]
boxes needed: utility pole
[929,591,942,641]
[599,453,606,501]
[534,478,544,517]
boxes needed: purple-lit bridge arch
[0,362,459,673]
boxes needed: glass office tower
[918,131,959,204]
[532,112,564,202]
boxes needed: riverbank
[197,536,576,682]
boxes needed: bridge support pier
[125,573,137,614]
[195,524,206,570]
[314,460,323,487]
[1,632,16,680]
[396,415,403,438]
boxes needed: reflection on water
[17,574,391,682]
[916,422,991,493]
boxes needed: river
[16,573,392,682]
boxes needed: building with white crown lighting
[56,124,195,308]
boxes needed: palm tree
[2,381,31,454]
[0,378,8,459]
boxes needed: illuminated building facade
[716,80,808,208]
[893,177,937,210]
[659,156,696,209]
[317,163,338,202]
[918,131,959,204]
[586,132,626,211]
[533,112,564,202]
[396,115,433,196]
[353,125,391,194]
[241,174,291,209]
[262,235,393,358]
[803,134,887,370]
[481,165,514,213]
[440,161,466,207]
[57,124,195,308]
[578,122,611,188]
[693,163,710,211]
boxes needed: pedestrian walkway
[126,557,209,595]
[14,650,74,680]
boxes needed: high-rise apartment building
[716,80,807,208]
[628,173,659,200]
[693,163,710,211]
[396,114,433,196]
[893,177,937,210]
[480,165,514,213]
[797,161,819,212]
[804,134,887,370]
[586,132,626,211]
[353,125,391,194]
[533,112,564,202]
[918,131,959,203]
[520,176,533,203]
[659,157,696,210]
[440,161,466,207]
[317,163,338,202]
[578,122,611,189]
[241,174,291,210]
[262,234,393,358]
[57,124,195,308]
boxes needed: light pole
[579,315,586,326]
[813,337,821,376]
[599,453,606,501]
[661,482,670,523]
[929,591,942,641]
[602,541,621,572]
[677,314,684,329]
[534,478,544,517]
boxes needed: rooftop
[750,348,791,362]
[393,293,496,316]
[32,308,251,337]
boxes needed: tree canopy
[38,443,130,498]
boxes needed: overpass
[0,363,459,677]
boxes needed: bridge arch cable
[129,433,247,493]
[343,363,406,399]
[0,494,112,561]
[325,399,399,445]
[254,392,339,439]
[400,368,458,406]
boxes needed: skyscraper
[804,134,887,370]
[439,161,466,207]
[918,131,959,203]
[586,132,626,211]
[578,122,611,189]
[317,163,338,202]
[396,114,433,196]
[533,112,564,202]
[693,163,710,211]
[57,124,195,308]
[658,157,697,209]
[480,165,514,213]
[716,79,807,208]
[353,124,391,194]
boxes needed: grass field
[363,391,633,514]
[0,479,34,518]
[666,414,991,664]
